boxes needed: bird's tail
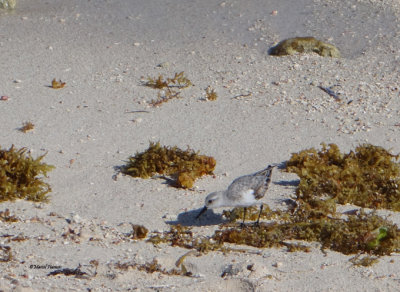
[255,164,275,176]
[252,164,275,200]
[254,164,275,185]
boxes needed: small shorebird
[196,165,275,225]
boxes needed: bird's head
[196,191,224,219]
[204,191,224,208]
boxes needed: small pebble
[0,96,9,101]
[272,262,282,268]
[157,62,170,68]
[71,214,82,224]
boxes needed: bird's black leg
[240,207,247,228]
[255,204,264,227]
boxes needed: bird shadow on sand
[165,208,229,227]
[274,161,300,187]
[112,165,181,187]
[274,179,299,187]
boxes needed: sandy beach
[1,0,400,290]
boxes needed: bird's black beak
[196,206,207,219]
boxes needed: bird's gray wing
[227,165,274,200]
[225,176,252,200]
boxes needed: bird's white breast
[234,189,259,207]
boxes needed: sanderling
[196,165,275,225]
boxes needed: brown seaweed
[122,142,216,188]
[19,121,34,133]
[145,72,192,106]
[270,37,341,58]
[0,145,54,202]
[285,143,400,211]
[51,78,66,89]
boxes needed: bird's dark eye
[208,200,213,204]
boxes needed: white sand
[1,0,400,290]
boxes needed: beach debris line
[144,71,192,106]
[215,208,400,257]
[286,143,400,211]
[269,37,341,58]
[115,258,193,277]
[147,205,400,261]
[0,145,54,202]
[51,78,66,89]
[147,224,222,253]
[122,142,216,188]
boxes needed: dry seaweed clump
[0,245,12,262]
[143,206,400,258]
[222,204,281,222]
[127,224,148,240]
[145,72,192,90]
[350,254,379,267]
[0,209,19,222]
[19,121,34,133]
[205,86,217,101]
[285,143,400,211]
[214,209,400,256]
[122,142,216,188]
[269,37,340,58]
[144,72,192,106]
[0,145,54,202]
[0,0,16,9]
[147,225,222,253]
[51,78,66,89]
